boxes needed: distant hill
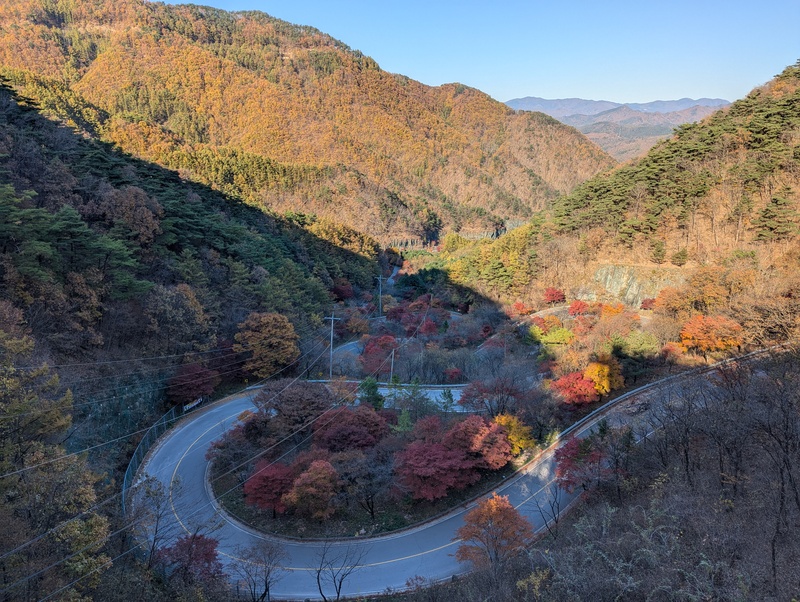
[506,96,730,161]
[561,104,723,162]
[0,0,615,244]
[625,98,731,113]
[560,105,719,129]
[416,61,800,303]
[505,97,621,119]
[555,62,800,259]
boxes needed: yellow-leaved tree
[583,355,624,396]
[494,414,535,455]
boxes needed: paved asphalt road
[132,372,676,600]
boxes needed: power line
[0,516,145,597]
[0,335,333,478]
[0,345,345,597]
[0,341,293,427]
[206,308,425,490]
[12,314,327,394]
[0,487,124,562]
[36,545,140,602]
[0,307,392,594]
[15,346,228,371]
[0,308,377,568]
[0,299,408,485]
[14,315,327,372]
[0,336,327,422]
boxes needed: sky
[171,0,800,104]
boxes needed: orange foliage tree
[654,287,692,320]
[282,460,340,520]
[234,312,301,378]
[454,492,534,571]
[680,314,743,358]
[599,303,626,318]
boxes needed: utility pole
[375,275,385,316]
[324,312,342,381]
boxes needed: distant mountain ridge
[505,96,730,118]
[562,104,723,128]
[505,96,730,162]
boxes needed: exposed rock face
[591,264,686,307]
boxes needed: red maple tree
[511,301,534,316]
[419,318,438,336]
[359,334,399,376]
[396,440,479,501]
[410,415,445,442]
[443,415,511,471]
[568,299,590,316]
[443,367,463,382]
[543,287,566,305]
[554,437,610,493]
[158,534,226,586]
[313,406,389,452]
[550,372,600,406]
[640,298,656,310]
[458,377,523,416]
[166,362,220,407]
[243,460,295,516]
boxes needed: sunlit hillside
[0,0,615,243]
[408,61,800,311]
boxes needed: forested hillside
[555,62,800,253]
[0,0,615,243]
[411,61,800,306]
[0,74,389,599]
[1,1,797,598]
[0,79,380,350]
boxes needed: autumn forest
[0,0,799,600]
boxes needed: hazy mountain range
[506,97,731,161]
[505,97,730,118]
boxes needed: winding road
[130,361,711,600]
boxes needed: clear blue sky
[171,0,799,103]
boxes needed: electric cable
[0,303,408,596]
[0,332,333,478]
